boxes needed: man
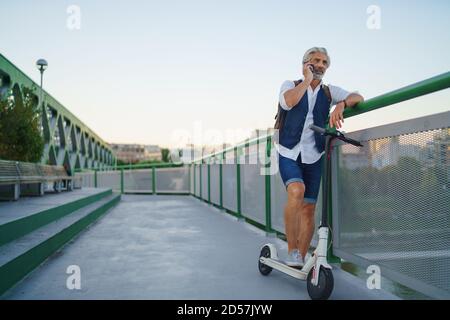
[275,47,364,266]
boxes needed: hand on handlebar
[329,102,345,129]
[309,124,363,147]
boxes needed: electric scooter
[258,124,363,300]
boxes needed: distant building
[370,136,428,169]
[110,143,161,164]
[179,128,272,162]
[179,144,202,162]
[145,145,163,161]
[202,143,231,157]
[339,144,370,170]
[249,128,273,140]
[426,129,450,167]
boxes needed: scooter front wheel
[258,245,273,276]
[307,266,334,300]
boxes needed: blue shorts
[278,153,323,204]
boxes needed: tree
[161,148,171,163]
[0,85,44,162]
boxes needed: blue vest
[279,83,331,153]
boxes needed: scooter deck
[260,257,308,280]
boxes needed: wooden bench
[0,160,74,201]
[0,160,21,200]
[17,162,45,197]
[40,164,74,192]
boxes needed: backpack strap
[321,84,332,104]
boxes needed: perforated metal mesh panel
[241,143,266,225]
[222,151,238,213]
[155,167,189,193]
[75,172,95,188]
[270,143,287,233]
[195,164,201,197]
[97,171,120,192]
[209,163,221,206]
[123,169,152,193]
[333,114,449,298]
[190,165,194,194]
[201,164,208,199]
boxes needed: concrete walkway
[2,195,399,300]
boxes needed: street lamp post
[36,59,48,137]
[36,58,48,110]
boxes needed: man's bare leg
[297,203,316,260]
[284,182,305,253]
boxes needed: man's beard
[313,71,324,80]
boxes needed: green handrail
[114,162,184,170]
[75,162,183,173]
[344,71,450,118]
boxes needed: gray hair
[302,47,330,66]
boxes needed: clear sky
[1,0,449,148]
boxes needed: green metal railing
[0,54,115,170]
[344,72,450,118]
[189,71,450,253]
[75,162,187,195]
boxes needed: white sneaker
[285,249,302,267]
[303,252,312,264]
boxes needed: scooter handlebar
[309,124,326,134]
[308,124,363,147]
[341,136,364,147]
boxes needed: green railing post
[208,160,211,204]
[199,161,203,199]
[193,163,196,197]
[219,152,224,208]
[120,168,124,194]
[188,164,191,195]
[152,167,156,195]
[236,146,242,219]
[94,170,98,188]
[265,136,273,234]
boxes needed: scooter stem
[320,135,334,229]
[311,227,332,286]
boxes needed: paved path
[2,195,399,300]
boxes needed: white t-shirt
[275,79,352,163]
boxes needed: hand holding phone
[303,63,314,81]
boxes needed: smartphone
[307,64,315,72]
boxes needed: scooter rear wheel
[258,245,273,276]
[307,266,334,300]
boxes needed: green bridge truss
[0,54,115,171]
